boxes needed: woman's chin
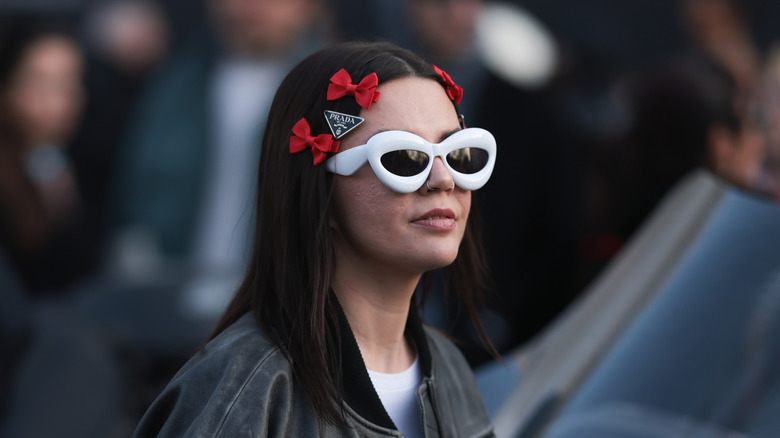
[416,250,460,273]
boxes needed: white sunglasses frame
[325,127,496,193]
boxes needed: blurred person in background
[0,14,167,438]
[744,49,780,201]
[0,242,29,419]
[84,0,169,74]
[0,18,96,294]
[108,0,332,317]
[403,0,583,365]
[570,0,771,295]
[0,237,125,438]
[682,0,762,113]
[593,0,772,246]
[69,0,170,254]
[602,51,769,246]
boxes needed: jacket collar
[333,292,432,430]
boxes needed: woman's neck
[332,267,420,374]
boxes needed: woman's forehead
[343,77,460,148]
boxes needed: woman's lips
[411,208,456,231]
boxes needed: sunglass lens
[446,148,489,174]
[380,150,430,176]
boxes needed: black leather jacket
[134,304,495,437]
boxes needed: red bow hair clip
[432,65,463,104]
[289,118,340,166]
[327,68,381,109]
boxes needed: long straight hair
[210,41,495,426]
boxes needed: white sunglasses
[325,128,496,193]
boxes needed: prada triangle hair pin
[324,110,364,139]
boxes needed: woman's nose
[421,157,455,192]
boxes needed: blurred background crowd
[2,0,780,436]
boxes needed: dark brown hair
[211,41,494,426]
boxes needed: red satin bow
[327,69,381,109]
[432,65,463,104]
[289,118,340,166]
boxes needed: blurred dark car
[476,170,780,438]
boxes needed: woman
[135,41,498,437]
[0,21,92,293]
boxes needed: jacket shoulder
[424,326,496,437]
[423,325,475,378]
[134,314,298,437]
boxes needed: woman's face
[329,76,470,276]
[5,35,84,146]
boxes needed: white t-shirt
[367,358,423,438]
